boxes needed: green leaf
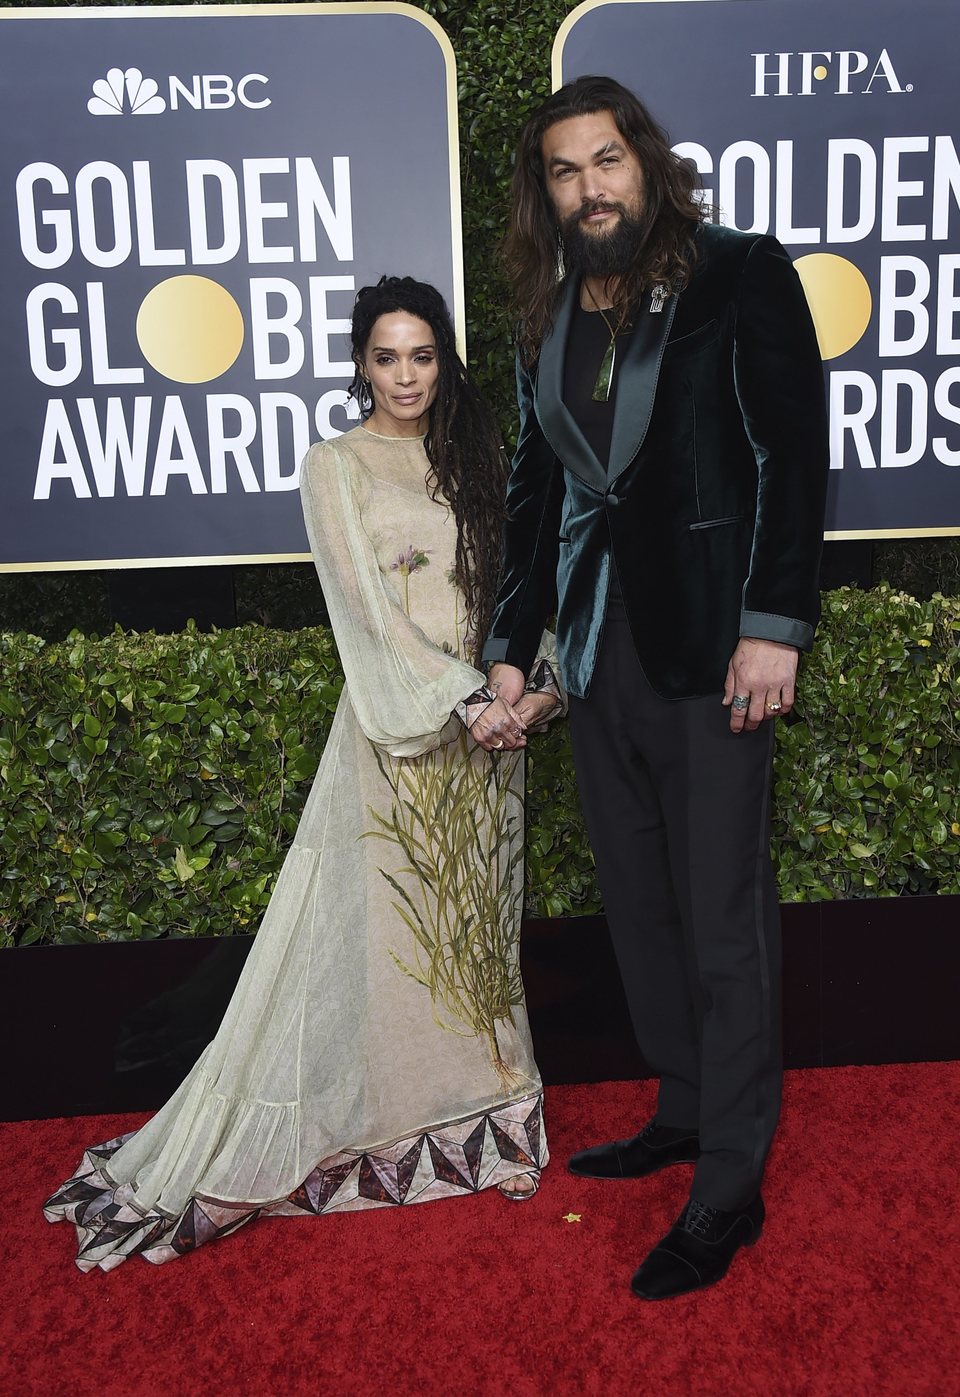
[173,846,195,882]
[212,823,244,842]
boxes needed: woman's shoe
[497,1171,541,1201]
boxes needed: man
[482,76,829,1299]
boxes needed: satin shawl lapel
[608,287,678,486]
[534,279,606,493]
[534,279,679,492]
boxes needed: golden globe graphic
[136,277,245,385]
[0,5,463,569]
[793,255,873,362]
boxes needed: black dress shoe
[567,1120,699,1179]
[630,1195,764,1300]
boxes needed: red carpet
[2,1064,958,1396]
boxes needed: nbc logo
[87,67,271,115]
[88,68,166,116]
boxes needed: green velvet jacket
[482,223,830,700]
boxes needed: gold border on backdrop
[2,553,312,574]
[552,0,959,542]
[0,3,464,573]
[553,0,720,91]
[825,527,960,541]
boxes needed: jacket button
[607,494,621,507]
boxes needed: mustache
[561,199,630,233]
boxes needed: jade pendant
[592,338,616,402]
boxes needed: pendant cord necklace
[583,281,629,403]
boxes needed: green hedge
[2,586,957,947]
[772,588,959,900]
[1,625,342,948]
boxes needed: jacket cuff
[481,638,510,665]
[740,609,814,652]
[482,639,539,672]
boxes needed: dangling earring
[355,364,372,415]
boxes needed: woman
[44,277,563,1270]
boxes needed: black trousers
[567,604,782,1210]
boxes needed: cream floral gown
[44,426,558,1271]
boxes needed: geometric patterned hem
[42,1091,547,1272]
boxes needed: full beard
[559,201,650,281]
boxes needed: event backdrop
[0,3,462,570]
[557,0,960,538]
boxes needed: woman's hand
[471,695,528,751]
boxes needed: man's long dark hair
[348,276,507,666]
[504,76,705,364]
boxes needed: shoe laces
[681,1199,718,1238]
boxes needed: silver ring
[731,694,750,711]
[767,701,782,713]
[493,739,504,749]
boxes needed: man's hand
[722,638,798,732]
[514,690,559,729]
[472,695,527,751]
[487,663,526,707]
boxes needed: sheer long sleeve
[300,440,487,758]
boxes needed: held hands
[472,663,558,749]
[471,695,528,751]
[722,638,799,733]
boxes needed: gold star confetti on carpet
[562,1213,582,1223]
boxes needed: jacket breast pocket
[688,515,747,531]
[663,318,721,360]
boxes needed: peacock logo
[88,68,166,117]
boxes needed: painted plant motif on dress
[364,730,527,1089]
[389,545,431,614]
